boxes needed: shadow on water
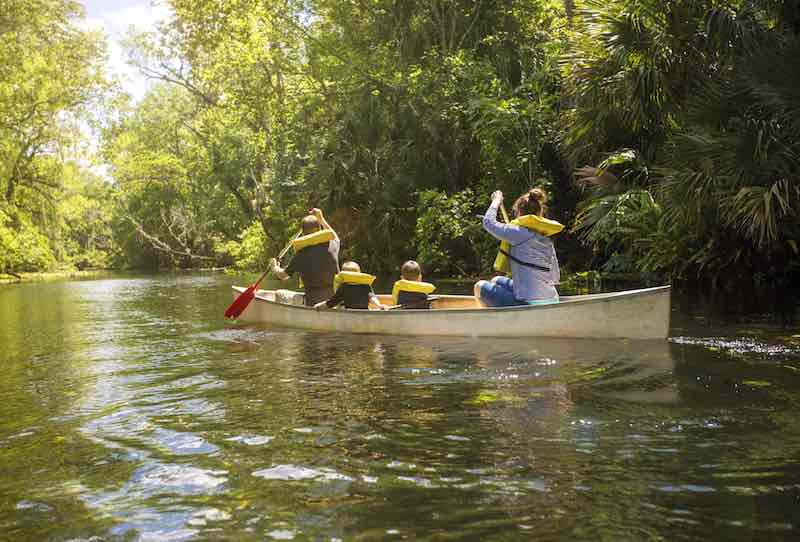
[1,274,799,540]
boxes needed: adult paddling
[269,208,340,306]
[474,188,564,307]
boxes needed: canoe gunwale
[230,285,671,339]
[232,285,672,315]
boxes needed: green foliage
[106,0,568,275]
[562,0,712,162]
[7,0,796,298]
[0,0,113,274]
[0,207,56,273]
[414,189,495,276]
[218,221,270,271]
[55,165,116,269]
[568,0,800,290]
[0,0,106,200]
[103,85,251,269]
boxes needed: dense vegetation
[2,0,798,300]
[1,0,112,274]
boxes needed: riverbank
[0,267,235,286]
[0,270,117,285]
[0,268,664,297]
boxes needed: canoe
[230,285,671,340]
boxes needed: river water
[1,274,799,541]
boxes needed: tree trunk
[5,178,14,203]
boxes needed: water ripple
[253,465,353,482]
[671,336,800,358]
[3,276,800,541]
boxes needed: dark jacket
[396,290,432,309]
[325,283,374,309]
[284,241,339,305]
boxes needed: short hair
[301,215,320,234]
[341,261,361,273]
[401,260,422,280]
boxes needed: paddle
[224,233,299,319]
[500,202,511,223]
[474,202,511,222]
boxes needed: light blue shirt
[482,202,560,301]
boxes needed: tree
[112,0,568,274]
[568,0,800,292]
[103,85,247,268]
[0,0,111,273]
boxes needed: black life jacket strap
[499,249,551,272]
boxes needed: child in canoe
[314,261,388,310]
[391,260,436,309]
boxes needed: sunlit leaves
[562,0,713,162]
[569,0,800,286]
[414,188,493,275]
[103,84,249,268]
[0,0,111,272]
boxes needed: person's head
[342,261,361,273]
[513,187,548,218]
[401,260,422,281]
[301,215,321,235]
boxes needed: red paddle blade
[224,287,255,318]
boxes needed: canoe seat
[375,294,482,309]
[256,289,305,305]
[258,290,482,309]
[275,289,305,306]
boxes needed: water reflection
[1,275,799,540]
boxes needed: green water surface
[1,274,799,541]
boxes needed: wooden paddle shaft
[278,234,297,259]
[500,203,510,223]
[254,232,300,290]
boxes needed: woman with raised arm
[474,188,564,307]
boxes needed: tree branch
[456,0,482,52]
[138,62,218,106]
[127,215,214,262]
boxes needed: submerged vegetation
[1,1,798,301]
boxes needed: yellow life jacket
[333,271,376,292]
[493,214,564,275]
[291,229,335,252]
[290,230,336,289]
[391,279,436,305]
